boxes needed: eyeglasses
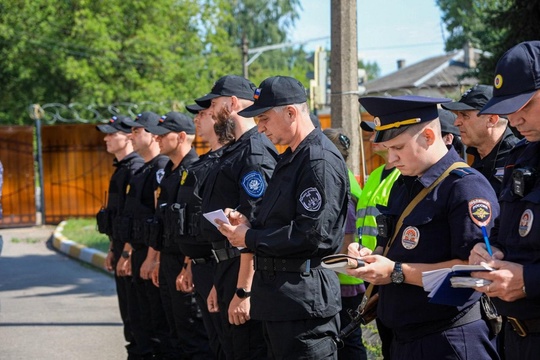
[339,134,350,150]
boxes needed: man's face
[104,132,130,155]
[130,127,153,152]
[453,110,489,147]
[507,90,540,141]
[381,129,427,176]
[369,132,387,157]
[156,132,178,156]
[194,108,216,142]
[255,108,290,146]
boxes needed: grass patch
[62,217,110,253]
[11,237,42,244]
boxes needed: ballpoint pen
[481,226,493,257]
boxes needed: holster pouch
[145,216,162,248]
[116,216,132,244]
[96,208,111,235]
[188,205,201,237]
[167,203,187,237]
[359,293,379,325]
[480,294,502,337]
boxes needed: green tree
[359,60,380,81]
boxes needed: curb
[52,220,112,274]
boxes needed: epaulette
[450,167,474,178]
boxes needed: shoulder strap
[360,161,469,307]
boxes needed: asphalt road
[0,226,126,360]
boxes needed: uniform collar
[416,148,462,188]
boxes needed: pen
[481,226,493,257]
[226,205,240,218]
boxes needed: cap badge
[494,74,503,89]
[373,117,381,128]
[159,115,166,123]
[401,226,420,249]
[254,88,261,100]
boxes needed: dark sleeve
[245,158,347,258]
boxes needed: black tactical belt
[254,256,321,274]
[211,248,241,263]
[507,316,540,337]
[191,257,214,265]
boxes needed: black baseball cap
[480,41,540,115]
[195,75,256,108]
[238,76,308,118]
[96,115,133,133]
[185,103,206,114]
[360,121,375,132]
[123,111,160,128]
[359,95,452,143]
[442,84,493,112]
[439,109,460,136]
[146,112,195,135]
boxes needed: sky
[290,0,449,77]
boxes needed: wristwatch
[235,288,251,299]
[391,262,404,284]
[121,251,131,259]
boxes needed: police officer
[469,41,540,360]
[218,76,349,359]
[442,84,520,196]
[195,75,278,359]
[96,115,145,358]
[438,109,465,158]
[145,112,212,359]
[119,111,172,360]
[175,103,235,359]
[347,95,500,360]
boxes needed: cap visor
[195,93,219,107]
[238,105,273,118]
[123,119,144,128]
[145,125,171,135]
[479,90,536,115]
[185,103,206,114]
[96,124,118,133]
[374,127,409,143]
[441,102,478,111]
[360,121,375,132]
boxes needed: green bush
[62,217,110,253]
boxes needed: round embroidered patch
[468,198,492,227]
[299,187,322,212]
[518,209,534,237]
[401,226,420,250]
[241,171,265,198]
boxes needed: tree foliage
[0,0,311,125]
[436,0,540,83]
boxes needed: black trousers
[130,246,173,358]
[338,294,368,360]
[214,257,268,359]
[192,261,227,359]
[159,251,213,359]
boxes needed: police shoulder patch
[156,169,165,184]
[299,187,322,212]
[241,171,265,198]
[468,198,492,227]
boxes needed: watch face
[391,272,404,284]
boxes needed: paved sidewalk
[0,226,126,360]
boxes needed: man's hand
[105,251,115,272]
[176,264,194,293]
[469,242,504,265]
[228,295,251,326]
[140,257,156,280]
[116,257,131,277]
[151,263,160,287]
[207,285,219,313]
[473,259,526,302]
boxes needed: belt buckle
[211,249,220,263]
[508,317,528,337]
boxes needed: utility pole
[330,0,360,176]
[242,34,249,78]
